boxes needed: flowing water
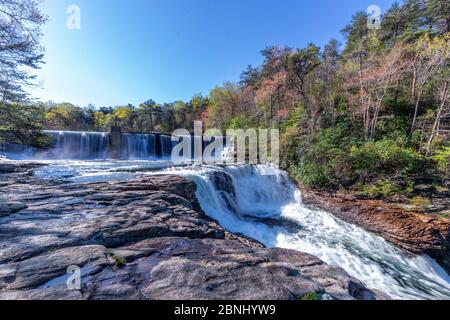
[45,130,110,160]
[2,132,450,300]
[0,131,222,160]
[121,133,156,159]
[149,164,450,300]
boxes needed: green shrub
[227,115,257,130]
[107,250,127,269]
[363,180,397,197]
[292,162,334,188]
[289,126,352,188]
[409,196,431,207]
[282,104,308,131]
[432,147,450,175]
[350,139,425,183]
[300,292,320,301]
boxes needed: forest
[1,0,449,197]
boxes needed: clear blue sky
[29,0,397,107]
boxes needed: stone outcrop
[301,189,450,274]
[0,162,383,300]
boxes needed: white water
[10,159,450,299]
[151,164,450,300]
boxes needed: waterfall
[44,131,110,160]
[160,135,176,158]
[0,131,179,160]
[0,143,38,160]
[155,165,450,300]
[0,130,235,161]
[121,133,156,159]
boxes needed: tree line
[1,0,449,196]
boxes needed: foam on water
[153,165,450,300]
[8,158,450,299]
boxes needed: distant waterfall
[44,131,110,160]
[121,133,156,159]
[1,131,231,161]
[159,135,176,158]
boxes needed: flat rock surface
[0,162,383,300]
[302,189,450,274]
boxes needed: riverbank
[301,188,450,274]
[0,161,382,300]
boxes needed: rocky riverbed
[0,161,383,300]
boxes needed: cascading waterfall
[156,164,450,300]
[44,130,110,160]
[0,130,234,161]
[121,133,156,159]
[0,131,181,160]
[160,135,176,158]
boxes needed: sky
[29,0,397,107]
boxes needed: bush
[300,292,320,301]
[289,126,352,188]
[228,115,257,130]
[363,180,397,198]
[432,147,450,176]
[349,139,425,183]
[409,196,431,207]
[282,117,428,195]
[292,162,334,188]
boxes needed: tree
[410,33,450,134]
[0,102,50,146]
[318,39,342,125]
[113,104,137,132]
[427,0,450,34]
[380,2,413,46]
[260,46,291,80]
[286,44,321,130]
[426,80,449,155]
[205,83,244,130]
[160,103,176,133]
[0,0,46,102]
[256,71,288,126]
[360,45,407,139]
[240,65,261,88]
[44,103,83,130]
[173,101,187,129]
[190,94,208,122]
[93,111,112,131]
[139,99,162,132]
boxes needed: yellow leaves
[415,32,450,60]
[113,107,133,120]
[92,112,112,130]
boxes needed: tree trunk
[411,87,423,135]
[426,82,449,155]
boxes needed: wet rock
[0,165,384,300]
[414,184,434,192]
[0,161,45,173]
[89,194,115,202]
[2,237,382,300]
[302,189,450,274]
[0,202,27,215]
[1,245,110,290]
